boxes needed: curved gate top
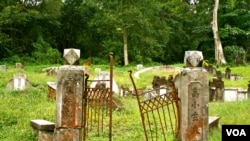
[129,70,180,141]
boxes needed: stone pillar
[180,51,209,141]
[54,65,84,141]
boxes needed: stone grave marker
[15,62,24,69]
[136,64,143,70]
[13,74,26,90]
[179,51,209,141]
[210,77,224,101]
[0,65,7,71]
[63,48,80,65]
[6,74,32,90]
[225,67,231,79]
[184,51,203,67]
[54,65,84,141]
[90,71,119,94]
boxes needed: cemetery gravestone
[210,76,224,101]
[179,51,209,141]
[54,66,84,141]
[225,67,231,79]
[13,74,26,90]
[184,51,203,67]
[6,74,32,90]
[90,71,119,94]
[136,64,143,70]
[0,65,7,71]
[47,82,57,101]
[63,48,80,65]
[15,63,24,70]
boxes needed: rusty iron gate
[129,70,180,141]
[83,53,113,141]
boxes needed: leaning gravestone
[179,51,209,141]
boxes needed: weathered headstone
[184,51,203,67]
[0,65,7,71]
[6,74,32,90]
[210,77,224,101]
[54,65,84,141]
[225,67,231,79]
[179,51,209,141]
[63,48,80,65]
[47,82,57,101]
[13,74,26,90]
[15,63,24,69]
[90,71,119,94]
[216,70,223,79]
[136,64,143,70]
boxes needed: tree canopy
[0,0,249,66]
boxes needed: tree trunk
[212,0,226,66]
[123,27,129,66]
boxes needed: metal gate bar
[83,53,113,141]
[129,70,180,141]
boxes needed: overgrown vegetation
[0,64,250,141]
[0,1,250,65]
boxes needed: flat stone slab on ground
[47,82,57,90]
[30,119,55,131]
[209,116,220,129]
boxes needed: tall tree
[212,0,226,66]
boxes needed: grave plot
[6,74,32,90]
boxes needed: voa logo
[226,129,246,136]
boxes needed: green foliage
[202,60,210,67]
[32,37,62,64]
[1,0,250,65]
[0,88,55,141]
[224,45,246,65]
[0,64,250,140]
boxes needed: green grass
[0,64,250,141]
